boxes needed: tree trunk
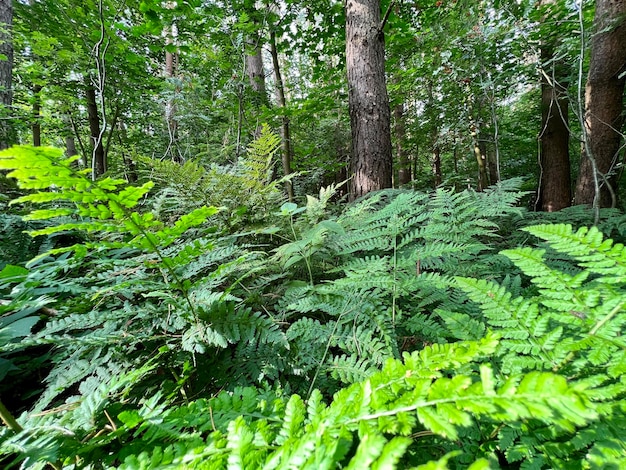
[64,110,87,166]
[163,19,181,162]
[0,0,13,150]
[32,85,42,146]
[534,0,571,212]
[65,133,77,158]
[346,0,393,200]
[269,29,294,201]
[472,124,489,191]
[537,49,571,211]
[85,83,106,178]
[246,34,269,110]
[574,0,626,208]
[394,102,411,186]
[432,143,442,188]
[118,120,138,183]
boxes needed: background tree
[0,0,13,149]
[575,0,626,208]
[346,0,392,199]
[536,0,572,212]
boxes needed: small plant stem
[0,398,22,432]
[589,301,625,336]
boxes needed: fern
[270,180,526,391]
[451,223,626,467]
[0,144,285,417]
[136,124,285,227]
[4,334,599,469]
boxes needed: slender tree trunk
[85,83,106,177]
[118,120,138,183]
[394,102,411,186]
[346,0,393,199]
[269,29,294,201]
[574,0,626,208]
[433,143,442,188]
[163,18,181,162]
[471,123,489,191]
[32,85,42,146]
[0,0,13,150]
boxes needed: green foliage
[1,147,624,469]
[1,335,602,469]
[136,124,285,227]
[273,179,526,391]
[0,144,285,420]
[449,223,626,467]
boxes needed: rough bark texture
[537,43,571,211]
[65,133,77,158]
[574,0,626,207]
[246,37,268,109]
[0,0,13,150]
[86,84,106,177]
[394,103,411,186]
[346,0,393,200]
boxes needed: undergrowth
[0,134,624,468]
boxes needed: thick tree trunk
[246,36,268,110]
[65,133,77,158]
[574,0,626,208]
[0,0,13,150]
[85,83,106,178]
[537,49,571,211]
[394,102,411,186]
[269,30,294,201]
[64,110,87,166]
[346,0,393,200]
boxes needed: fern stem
[589,301,625,336]
[0,398,22,433]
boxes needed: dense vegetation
[1,134,626,468]
[0,0,625,468]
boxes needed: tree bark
[535,0,571,212]
[432,143,442,188]
[246,35,269,110]
[85,83,106,178]
[32,84,42,146]
[346,0,393,200]
[0,0,13,150]
[64,110,87,166]
[118,120,138,183]
[471,123,489,191]
[574,0,626,208]
[269,29,294,201]
[537,49,571,211]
